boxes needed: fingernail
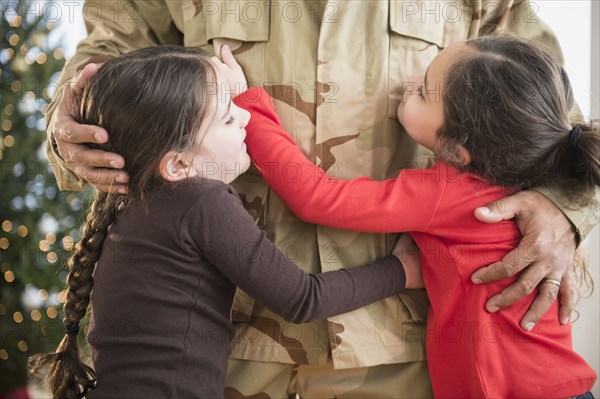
[94,132,105,142]
[118,187,128,194]
[524,322,535,331]
[471,276,482,284]
[477,207,490,215]
[115,175,127,183]
[487,305,499,313]
[109,160,121,168]
[560,316,570,325]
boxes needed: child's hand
[212,44,248,97]
[392,234,424,289]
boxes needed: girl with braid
[233,36,599,398]
[28,46,423,398]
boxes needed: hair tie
[568,126,582,149]
[64,325,80,335]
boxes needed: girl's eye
[225,115,236,125]
[417,84,426,101]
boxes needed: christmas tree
[1,0,90,393]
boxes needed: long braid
[29,191,120,398]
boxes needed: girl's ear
[159,151,197,181]
[456,144,472,164]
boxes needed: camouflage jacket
[46,0,599,369]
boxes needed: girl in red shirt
[231,36,599,398]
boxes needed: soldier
[46,1,598,397]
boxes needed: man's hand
[52,63,129,193]
[211,44,248,97]
[393,233,424,289]
[471,191,577,330]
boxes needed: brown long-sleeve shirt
[86,178,406,398]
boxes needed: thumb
[73,63,99,93]
[474,197,517,224]
[220,44,237,68]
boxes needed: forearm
[193,184,408,324]
[234,88,440,233]
[283,256,407,323]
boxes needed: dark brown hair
[438,35,600,200]
[29,46,216,398]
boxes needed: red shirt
[235,87,596,398]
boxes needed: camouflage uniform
[46,1,599,397]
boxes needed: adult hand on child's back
[471,191,577,331]
[51,63,129,193]
[212,44,248,97]
[393,233,424,289]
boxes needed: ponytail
[28,191,120,399]
[530,120,600,205]
[565,122,600,193]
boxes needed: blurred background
[0,0,598,397]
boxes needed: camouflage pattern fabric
[225,357,431,398]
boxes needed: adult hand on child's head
[471,190,577,331]
[211,44,247,97]
[52,63,128,193]
[393,233,424,289]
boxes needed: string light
[0,349,8,360]
[3,104,15,115]
[1,220,12,232]
[17,225,28,237]
[47,252,58,263]
[39,239,49,251]
[37,53,47,64]
[4,48,14,60]
[53,48,64,60]
[4,271,14,283]
[47,307,57,319]
[13,312,24,323]
[0,238,9,250]
[31,310,42,321]
[2,122,13,134]
[38,289,48,300]
[17,341,29,352]
[24,92,36,102]
[58,291,67,304]
[10,15,22,27]
[62,236,74,250]
[25,52,35,65]
[8,34,19,46]
[46,232,56,244]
